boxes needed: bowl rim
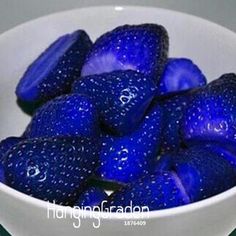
[1,182,236,219]
[0,5,236,220]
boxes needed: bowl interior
[0,6,236,138]
[0,5,236,217]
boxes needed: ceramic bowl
[0,6,236,236]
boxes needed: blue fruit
[198,143,236,170]
[24,94,99,138]
[16,30,92,102]
[182,73,236,147]
[74,186,108,208]
[72,70,156,135]
[160,92,190,152]
[105,171,190,211]
[4,137,100,205]
[208,72,236,88]
[155,153,173,172]
[173,147,236,202]
[158,58,206,95]
[0,163,5,183]
[81,24,169,83]
[0,137,24,163]
[96,103,163,184]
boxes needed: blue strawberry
[197,143,236,170]
[72,70,156,135]
[24,94,99,138]
[81,24,169,83]
[74,186,108,208]
[155,153,173,172]
[16,30,92,102]
[160,91,190,152]
[105,171,190,211]
[0,163,5,183]
[182,73,236,147]
[96,103,163,184]
[208,72,236,88]
[173,146,236,202]
[158,58,206,95]
[17,99,43,116]
[0,137,24,163]
[4,137,100,205]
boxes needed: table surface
[0,1,235,235]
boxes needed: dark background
[0,225,236,236]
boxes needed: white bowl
[0,6,236,236]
